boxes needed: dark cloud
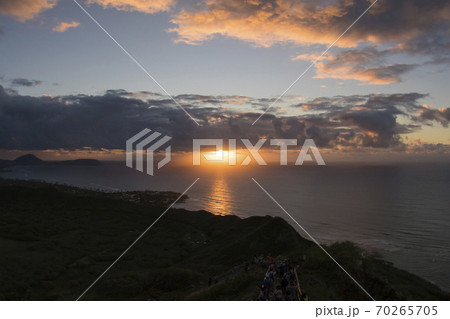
[3,87,18,95]
[297,47,420,84]
[416,106,450,128]
[105,89,162,98]
[390,31,450,64]
[295,93,427,113]
[284,93,427,148]
[312,0,450,83]
[338,109,399,147]
[0,86,447,152]
[10,78,42,87]
[408,140,450,154]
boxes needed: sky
[0,0,450,162]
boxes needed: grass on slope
[0,180,448,301]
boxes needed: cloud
[294,48,418,84]
[285,93,427,148]
[317,62,416,84]
[170,0,450,83]
[0,0,175,23]
[52,21,80,32]
[407,139,450,154]
[10,78,42,87]
[0,0,57,22]
[1,85,447,153]
[86,0,176,14]
[170,0,450,47]
[170,0,356,47]
[416,105,450,127]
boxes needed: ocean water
[2,163,449,291]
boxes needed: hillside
[0,179,448,301]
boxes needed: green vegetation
[0,179,448,301]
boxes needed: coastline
[0,178,448,301]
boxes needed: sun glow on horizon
[208,149,228,160]
[199,149,245,166]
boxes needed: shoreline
[0,178,448,300]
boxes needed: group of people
[255,255,306,301]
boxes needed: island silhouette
[0,154,101,171]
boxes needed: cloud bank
[0,85,448,154]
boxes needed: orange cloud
[0,0,57,22]
[170,0,357,47]
[171,0,443,47]
[294,48,416,84]
[86,0,176,14]
[169,0,450,84]
[0,0,175,23]
[291,53,326,62]
[52,21,80,32]
[314,60,415,84]
[170,0,450,48]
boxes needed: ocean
[2,162,449,291]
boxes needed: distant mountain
[14,154,44,165]
[0,154,102,168]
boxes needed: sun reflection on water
[205,173,233,216]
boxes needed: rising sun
[203,149,229,162]
[213,150,228,158]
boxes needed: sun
[205,149,229,161]
[213,150,228,158]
